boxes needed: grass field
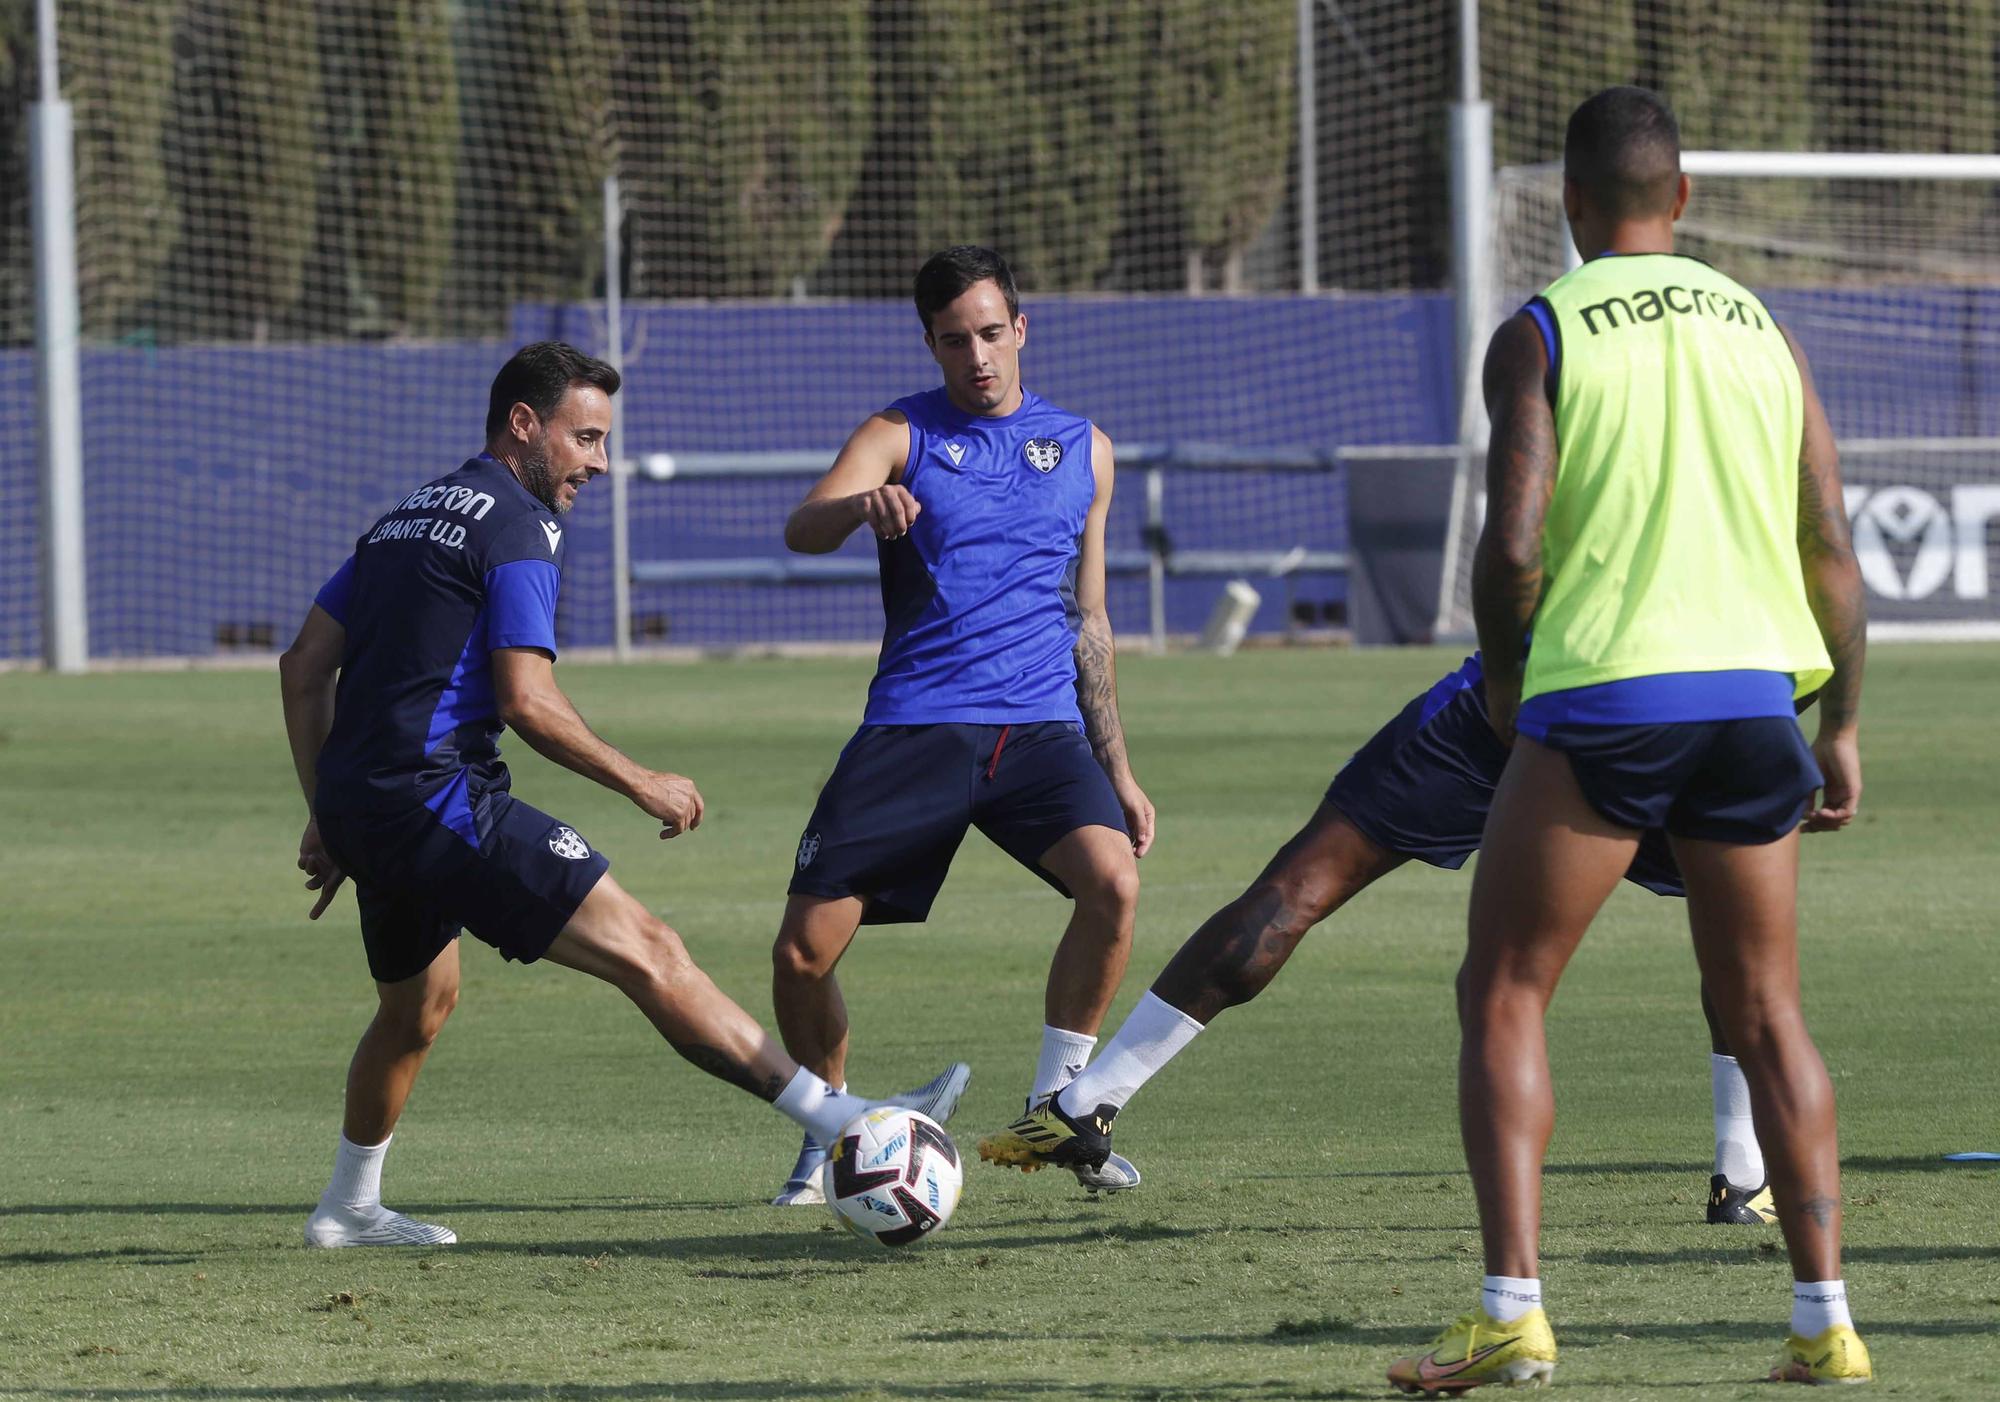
[2,645,1996,1401]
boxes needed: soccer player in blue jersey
[764,246,1155,1205]
[976,651,1777,1224]
[280,342,959,1247]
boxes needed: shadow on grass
[1845,1153,2000,1175]
[0,1199,750,1219]
[437,1218,1221,1266]
[26,1380,1376,1401]
[0,1245,202,1268]
[1240,1161,1694,1182]
[1245,1155,1987,1183]
[0,1216,1226,1271]
[1168,1316,1999,1348]
[1577,1243,2000,1268]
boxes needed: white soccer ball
[826,1105,962,1247]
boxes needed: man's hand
[1483,671,1523,747]
[853,484,921,540]
[1114,774,1156,859]
[1804,730,1861,832]
[630,770,705,838]
[298,818,346,920]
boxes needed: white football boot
[770,1061,971,1206]
[304,1200,458,1248]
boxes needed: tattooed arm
[1783,326,1866,831]
[1075,426,1155,857]
[1471,311,1557,744]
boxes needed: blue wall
[0,287,1991,659]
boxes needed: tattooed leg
[1150,803,1405,1024]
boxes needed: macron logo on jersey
[540,521,563,555]
[945,442,966,466]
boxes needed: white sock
[1482,1275,1543,1323]
[1054,992,1204,1116]
[1031,1025,1097,1104]
[322,1133,390,1214]
[774,1067,870,1147]
[1712,1053,1766,1188]
[1792,1280,1852,1337]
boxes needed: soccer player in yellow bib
[1387,88,1871,1392]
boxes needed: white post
[1448,0,1493,447]
[604,174,631,661]
[1433,0,1492,642]
[33,0,86,672]
[1295,0,1318,294]
[1146,467,1167,654]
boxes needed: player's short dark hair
[1564,86,1681,218]
[914,245,1019,333]
[485,341,620,439]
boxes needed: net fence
[2,2,1996,660]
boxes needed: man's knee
[1253,851,1351,938]
[378,983,457,1052]
[1073,854,1140,928]
[1710,988,1805,1061]
[581,908,696,1000]
[772,927,839,984]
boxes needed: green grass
[1,645,1996,1400]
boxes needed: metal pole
[1433,0,1490,643]
[33,0,86,672]
[604,174,632,661]
[1448,0,1493,446]
[1146,467,1167,654]
[1458,0,1479,105]
[1295,0,1318,293]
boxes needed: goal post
[1436,151,2000,643]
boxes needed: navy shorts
[1536,716,1822,845]
[1327,672,1685,896]
[318,788,610,984]
[789,721,1129,925]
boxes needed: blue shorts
[318,788,609,983]
[1327,669,1685,896]
[789,722,1129,925]
[1536,716,1822,845]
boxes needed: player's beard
[518,443,569,515]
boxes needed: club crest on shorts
[796,830,822,869]
[548,826,590,861]
[1023,437,1063,472]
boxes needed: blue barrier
[0,287,1993,659]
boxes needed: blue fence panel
[3,286,1992,661]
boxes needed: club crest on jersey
[548,826,590,860]
[1023,438,1063,473]
[796,830,821,869]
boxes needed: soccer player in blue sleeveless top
[765,247,1156,1205]
[280,342,959,1247]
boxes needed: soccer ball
[827,1106,962,1247]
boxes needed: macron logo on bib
[541,521,563,555]
[944,442,966,467]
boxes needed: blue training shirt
[312,455,566,837]
[863,387,1096,726]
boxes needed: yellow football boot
[1388,1307,1558,1393]
[976,1094,1114,1173]
[1707,1173,1779,1224]
[1770,1325,1873,1385]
